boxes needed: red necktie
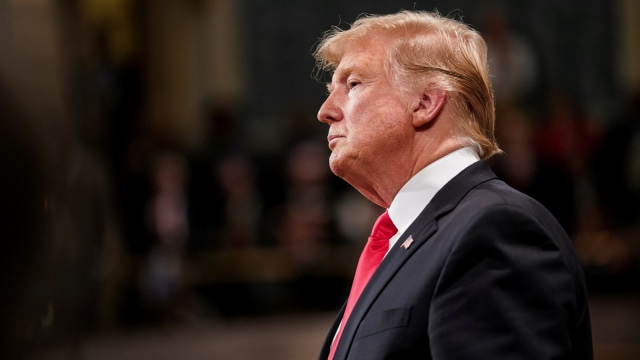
[328,210,397,359]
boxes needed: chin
[328,156,344,178]
[330,155,359,183]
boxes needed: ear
[412,89,446,128]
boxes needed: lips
[327,134,344,149]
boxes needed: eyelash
[348,80,360,89]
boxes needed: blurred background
[1,0,639,359]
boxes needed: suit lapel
[319,303,345,360]
[331,161,497,359]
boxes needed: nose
[317,93,342,124]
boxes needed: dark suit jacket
[320,161,593,359]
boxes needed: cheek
[345,92,411,148]
[366,105,411,139]
[353,115,410,164]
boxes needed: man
[312,10,593,360]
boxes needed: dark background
[1,0,639,358]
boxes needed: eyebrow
[334,64,359,82]
[325,63,372,93]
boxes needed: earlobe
[412,90,446,128]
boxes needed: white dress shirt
[387,147,480,249]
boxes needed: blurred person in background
[588,88,640,291]
[534,90,603,235]
[312,10,592,359]
[480,7,540,107]
[140,151,192,323]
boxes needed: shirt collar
[387,147,480,247]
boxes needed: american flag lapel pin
[401,235,414,249]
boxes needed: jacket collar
[328,160,497,359]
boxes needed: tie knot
[371,210,397,241]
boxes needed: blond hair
[313,10,502,159]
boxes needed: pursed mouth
[327,135,343,150]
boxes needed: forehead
[331,37,390,81]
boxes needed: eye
[348,80,360,90]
